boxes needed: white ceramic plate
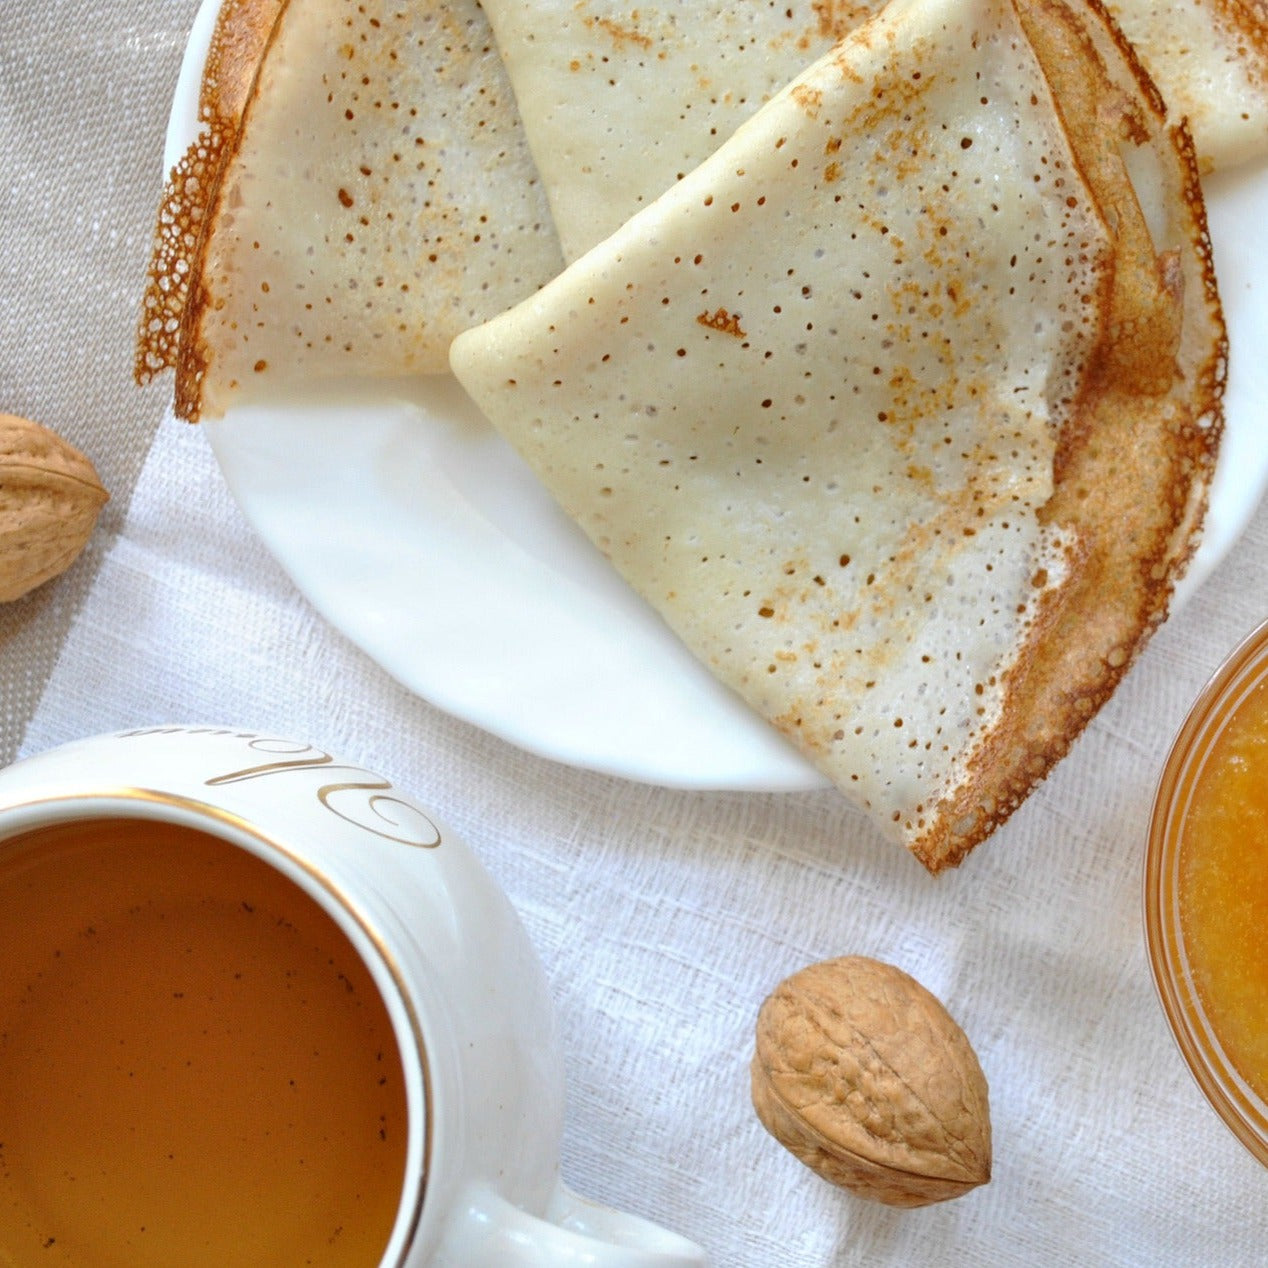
[169,0,1268,792]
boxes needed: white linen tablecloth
[4,2,1268,1264]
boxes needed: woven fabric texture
[5,2,1268,1264]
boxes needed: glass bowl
[1145,615,1268,1166]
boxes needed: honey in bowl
[1147,617,1268,1163]
[1177,675,1268,1098]
[0,816,408,1265]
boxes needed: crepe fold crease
[450,0,1226,871]
[477,0,1266,268]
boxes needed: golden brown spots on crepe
[137,0,562,420]
[697,307,747,338]
[452,0,1224,873]
[812,0,880,40]
[581,12,654,50]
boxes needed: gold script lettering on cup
[117,728,442,847]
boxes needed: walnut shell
[0,413,108,601]
[751,956,991,1207]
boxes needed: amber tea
[0,816,408,1265]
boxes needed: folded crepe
[451,0,1226,871]
[473,0,867,260]
[136,0,564,421]
[479,0,1265,263]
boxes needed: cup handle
[435,1178,709,1266]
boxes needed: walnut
[0,413,108,601]
[751,955,991,1207]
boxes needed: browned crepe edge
[910,0,1226,872]
[134,0,287,420]
[199,0,285,124]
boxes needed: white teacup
[0,726,707,1266]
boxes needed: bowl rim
[1144,614,1268,1166]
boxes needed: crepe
[473,0,869,260]
[479,0,1265,263]
[451,0,1226,871]
[136,0,564,421]
[1110,0,1268,172]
